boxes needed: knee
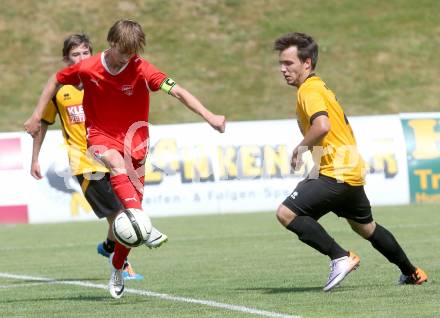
[100,150,127,175]
[349,221,376,239]
[276,204,296,227]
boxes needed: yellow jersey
[42,85,108,176]
[296,75,365,185]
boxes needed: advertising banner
[0,133,29,223]
[353,115,410,205]
[0,114,423,223]
[400,113,440,203]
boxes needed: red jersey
[56,52,167,160]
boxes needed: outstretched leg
[277,204,348,260]
[347,219,427,284]
[277,204,359,291]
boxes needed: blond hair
[107,19,146,54]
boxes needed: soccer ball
[112,208,152,247]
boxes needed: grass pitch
[2,0,440,132]
[0,204,439,318]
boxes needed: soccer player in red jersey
[25,19,226,299]
[30,34,168,281]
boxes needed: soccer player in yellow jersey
[274,32,427,291]
[30,34,168,280]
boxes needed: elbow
[318,121,331,138]
[322,122,331,135]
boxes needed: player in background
[29,34,168,281]
[25,20,226,299]
[273,32,427,291]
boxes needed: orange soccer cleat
[399,267,428,285]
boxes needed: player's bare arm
[168,84,226,133]
[24,73,61,137]
[30,122,49,180]
[297,119,305,136]
[291,115,330,170]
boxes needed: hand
[24,116,41,137]
[209,114,226,133]
[30,161,43,179]
[290,147,304,171]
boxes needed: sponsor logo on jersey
[67,104,85,124]
[290,191,298,200]
[122,85,133,96]
[90,78,100,86]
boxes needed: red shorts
[87,130,147,197]
[87,129,148,162]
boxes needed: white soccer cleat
[108,253,125,299]
[323,251,360,292]
[144,227,168,249]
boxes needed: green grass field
[1,0,440,132]
[0,204,439,318]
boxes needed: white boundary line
[0,282,56,289]
[0,272,301,318]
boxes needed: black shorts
[282,174,373,224]
[75,173,123,219]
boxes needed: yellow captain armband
[160,78,176,94]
